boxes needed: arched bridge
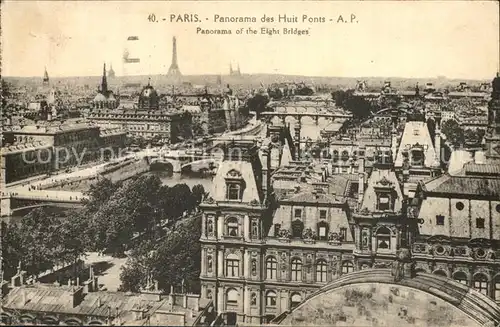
[260,111,352,126]
[273,269,500,327]
[149,150,218,173]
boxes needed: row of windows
[436,215,487,228]
[223,256,355,281]
[274,221,347,241]
[223,288,303,309]
[432,270,500,299]
[293,209,329,220]
[453,202,500,213]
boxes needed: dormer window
[377,194,391,211]
[227,184,241,200]
[317,221,329,240]
[225,169,245,201]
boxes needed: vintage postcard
[1,1,500,326]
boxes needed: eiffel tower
[167,37,182,81]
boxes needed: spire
[237,63,241,74]
[43,67,49,84]
[101,62,108,93]
[230,63,233,74]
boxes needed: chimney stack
[358,150,365,206]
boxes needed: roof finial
[148,77,151,86]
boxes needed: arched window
[65,318,82,326]
[291,293,302,309]
[473,274,489,295]
[266,290,277,307]
[291,258,302,281]
[226,253,239,277]
[266,256,278,279]
[291,219,304,238]
[226,288,239,306]
[316,259,328,282]
[226,217,239,237]
[411,149,424,166]
[341,261,354,275]
[376,226,391,251]
[494,275,500,301]
[341,150,349,162]
[433,270,447,277]
[317,221,329,240]
[453,271,468,285]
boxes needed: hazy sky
[2,1,499,79]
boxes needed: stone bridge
[1,190,86,217]
[149,151,219,173]
[260,110,352,126]
[272,269,500,327]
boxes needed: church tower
[167,36,182,80]
[108,63,115,78]
[101,63,108,94]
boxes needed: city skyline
[2,1,499,79]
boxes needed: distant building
[229,63,241,77]
[1,119,126,184]
[107,63,115,78]
[88,80,190,144]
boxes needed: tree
[246,93,270,119]
[191,184,206,206]
[83,177,121,213]
[119,215,202,293]
[441,119,465,148]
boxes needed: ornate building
[92,63,118,110]
[1,120,126,184]
[198,137,413,324]
[197,74,500,324]
[88,80,190,144]
[394,120,442,197]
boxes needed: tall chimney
[358,155,365,206]
[294,124,301,160]
[435,123,441,166]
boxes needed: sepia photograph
[1,0,500,326]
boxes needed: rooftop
[423,174,500,197]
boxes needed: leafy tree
[246,93,270,119]
[119,215,202,293]
[119,241,157,292]
[1,221,22,279]
[332,89,373,121]
[191,184,206,206]
[441,119,465,148]
[83,177,121,213]
[1,207,85,279]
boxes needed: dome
[141,85,158,98]
[93,93,107,102]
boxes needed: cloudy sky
[2,1,499,79]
